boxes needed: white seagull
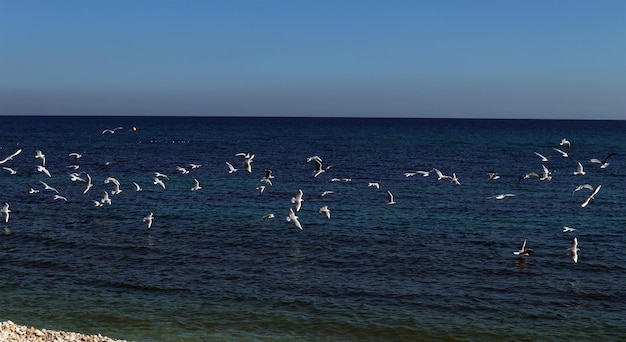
[191,178,202,191]
[154,172,169,179]
[262,213,275,220]
[432,168,450,181]
[225,161,238,174]
[105,177,122,195]
[485,193,519,201]
[101,191,112,205]
[387,190,396,205]
[243,154,254,173]
[261,169,275,186]
[513,239,534,256]
[568,237,579,263]
[133,182,143,192]
[36,165,51,177]
[581,184,601,208]
[35,150,46,166]
[143,212,154,228]
[287,207,303,230]
[319,205,331,219]
[1,202,10,223]
[291,189,304,212]
[0,148,22,164]
[2,167,17,175]
[573,183,594,194]
[102,127,123,134]
[534,152,549,162]
[449,173,460,185]
[308,156,326,177]
[573,162,586,176]
[53,194,68,201]
[563,226,576,233]
[39,181,59,194]
[368,182,380,189]
[176,166,190,175]
[153,177,166,189]
[553,148,569,158]
[560,138,571,152]
[68,152,82,159]
[487,172,500,181]
[83,174,93,194]
[589,152,616,169]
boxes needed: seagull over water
[573,162,586,176]
[307,155,326,177]
[581,184,601,208]
[534,152,549,162]
[191,178,202,191]
[513,239,534,256]
[102,127,123,134]
[590,152,616,169]
[568,237,580,263]
[0,148,22,164]
[2,167,17,175]
[291,189,304,212]
[153,177,166,189]
[143,212,154,229]
[35,150,46,166]
[560,138,571,152]
[573,183,594,194]
[485,193,519,201]
[319,205,331,219]
[39,181,59,194]
[387,190,396,205]
[553,148,569,158]
[225,161,238,174]
[37,165,51,177]
[287,207,303,230]
[487,172,501,181]
[83,174,93,194]
[133,182,142,191]
[1,202,10,223]
[563,226,576,233]
[368,182,380,189]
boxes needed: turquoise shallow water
[0,117,625,341]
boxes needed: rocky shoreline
[0,321,127,342]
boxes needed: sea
[0,116,624,341]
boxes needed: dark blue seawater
[0,116,625,341]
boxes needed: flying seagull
[225,161,238,174]
[553,148,569,158]
[513,239,534,256]
[568,237,579,263]
[573,162,586,176]
[485,193,519,201]
[291,189,304,212]
[35,150,46,166]
[581,184,601,208]
[1,202,10,223]
[319,205,331,219]
[387,190,396,205]
[0,148,22,164]
[590,152,616,169]
[143,212,154,229]
[287,207,303,230]
[534,152,549,162]
[560,138,571,152]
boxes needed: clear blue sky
[1,0,625,118]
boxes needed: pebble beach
[0,321,126,342]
